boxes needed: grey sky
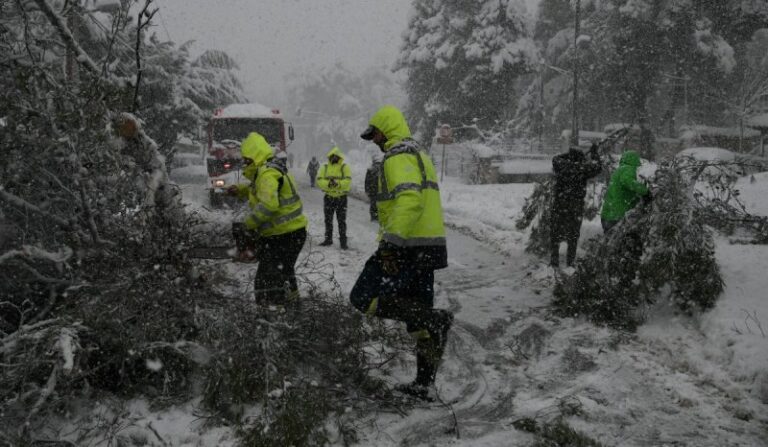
[156,0,412,106]
[156,0,541,107]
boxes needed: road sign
[436,124,454,145]
[436,125,454,180]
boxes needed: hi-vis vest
[376,139,446,249]
[317,162,351,198]
[246,159,308,237]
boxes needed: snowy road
[170,167,767,446]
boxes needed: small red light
[214,108,223,116]
[223,162,231,169]
[271,109,280,115]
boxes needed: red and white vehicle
[206,103,294,206]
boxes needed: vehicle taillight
[213,179,225,187]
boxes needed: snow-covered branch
[30,0,102,77]
[0,189,73,229]
[0,245,73,266]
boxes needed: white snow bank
[734,172,768,215]
[497,159,552,175]
[699,238,768,395]
[676,147,737,162]
[746,113,768,129]
[603,123,638,133]
[680,125,760,139]
[468,142,500,158]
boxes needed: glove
[377,242,401,276]
[328,179,338,188]
[589,143,600,160]
[642,190,653,205]
[226,185,240,196]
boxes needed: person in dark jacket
[550,144,602,267]
[307,156,319,188]
[364,157,382,221]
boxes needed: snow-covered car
[171,136,204,169]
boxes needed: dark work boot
[340,238,348,250]
[566,241,577,267]
[319,238,332,247]
[430,309,454,357]
[403,310,454,395]
[550,247,560,269]
[395,351,433,401]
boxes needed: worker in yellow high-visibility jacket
[316,146,352,249]
[227,132,308,305]
[350,105,453,400]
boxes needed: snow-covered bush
[516,180,554,256]
[553,162,725,330]
[200,292,407,444]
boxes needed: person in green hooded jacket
[350,105,453,400]
[600,150,651,289]
[227,132,308,305]
[600,150,650,232]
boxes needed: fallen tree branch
[23,363,59,433]
[0,245,73,266]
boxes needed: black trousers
[550,206,584,267]
[368,199,378,221]
[323,195,347,242]
[350,254,440,334]
[254,228,306,305]
[350,253,451,385]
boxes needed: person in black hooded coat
[550,144,602,267]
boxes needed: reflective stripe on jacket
[317,147,351,197]
[366,104,448,268]
[376,139,446,248]
[245,159,308,237]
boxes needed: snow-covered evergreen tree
[397,0,538,142]
[519,0,768,138]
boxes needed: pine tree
[518,0,768,138]
[397,0,538,141]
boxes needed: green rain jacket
[316,147,352,198]
[369,105,447,269]
[601,151,649,222]
[234,133,307,237]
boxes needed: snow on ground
[736,171,768,215]
[104,166,768,446]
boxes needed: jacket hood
[241,132,274,167]
[619,150,641,167]
[326,146,345,161]
[368,105,412,150]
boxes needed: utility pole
[570,0,581,147]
